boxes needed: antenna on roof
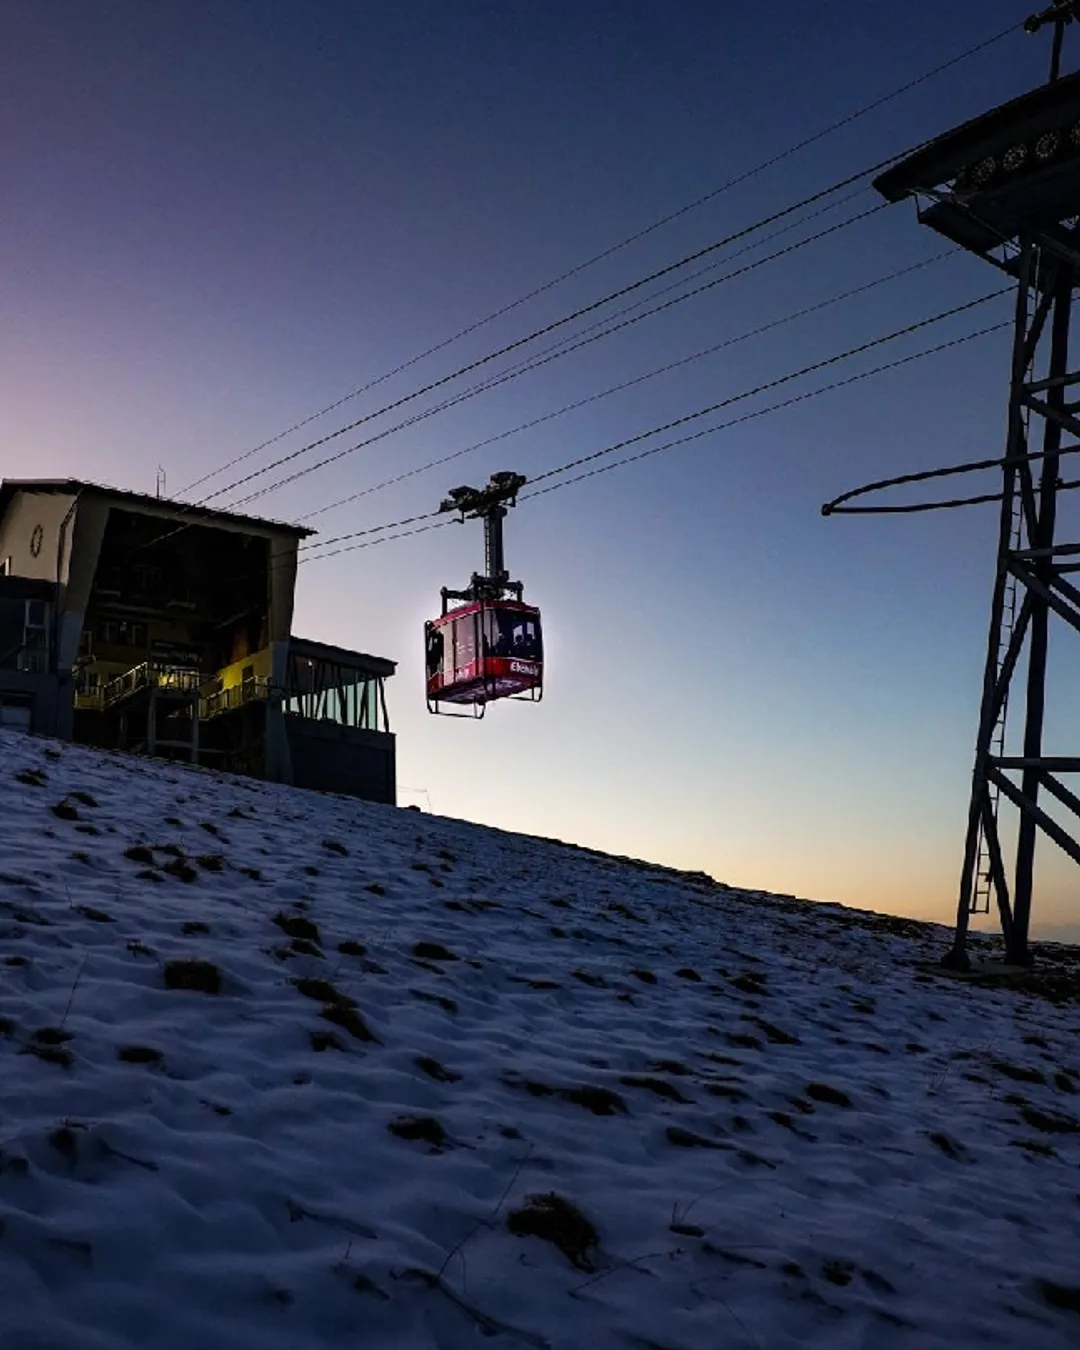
[156,467,167,499]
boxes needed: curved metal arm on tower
[822,441,1080,516]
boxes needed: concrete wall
[57,496,111,673]
[268,537,298,643]
[0,490,79,583]
[283,716,396,804]
[217,645,274,692]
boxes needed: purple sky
[4,1,1078,939]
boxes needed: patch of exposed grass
[805,1081,852,1108]
[118,1045,164,1066]
[752,1018,800,1046]
[822,1259,855,1287]
[13,906,49,927]
[410,988,458,1014]
[274,911,321,944]
[731,971,768,996]
[21,1042,74,1068]
[69,791,99,808]
[507,1193,600,1272]
[629,968,657,985]
[239,865,263,881]
[162,857,198,884]
[416,1055,461,1083]
[1040,1280,1080,1314]
[0,1016,16,1037]
[309,1030,346,1052]
[620,1076,690,1103]
[572,969,606,988]
[50,800,79,821]
[15,768,46,787]
[607,901,644,923]
[76,905,113,923]
[181,920,210,934]
[32,1027,73,1046]
[726,1032,763,1051]
[666,1126,724,1150]
[1010,1137,1056,1157]
[322,838,349,856]
[387,1114,447,1147]
[200,821,222,838]
[137,868,165,884]
[994,1060,1047,1085]
[320,1003,379,1044]
[705,1244,767,1269]
[413,940,458,962]
[49,1124,81,1158]
[1055,1071,1077,1094]
[337,940,366,958]
[365,882,386,896]
[294,976,353,1005]
[196,854,225,872]
[1020,1104,1078,1134]
[290,938,322,958]
[163,958,222,995]
[561,1085,627,1116]
[707,1083,749,1102]
[126,939,155,958]
[675,967,702,981]
[927,1131,968,1161]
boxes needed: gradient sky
[4,1,1079,939]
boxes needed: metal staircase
[970,423,1027,916]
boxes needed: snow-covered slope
[1,730,1078,1350]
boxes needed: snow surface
[1,729,1078,1350]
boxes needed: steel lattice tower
[873,5,1080,968]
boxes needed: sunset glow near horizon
[4,1,1078,941]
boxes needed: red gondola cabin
[425,600,543,710]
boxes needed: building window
[98,619,148,648]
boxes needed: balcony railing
[201,678,270,720]
[81,663,273,719]
[101,662,202,709]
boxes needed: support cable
[521,291,1011,492]
[300,247,956,549]
[175,19,1019,500]
[298,312,1010,563]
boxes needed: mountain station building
[0,479,396,804]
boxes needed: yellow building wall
[216,646,273,691]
